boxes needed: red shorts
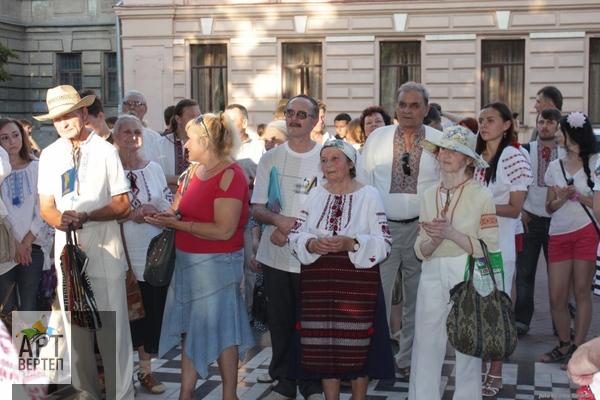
[548,223,600,263]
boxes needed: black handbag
[446,240,517,359]
[143,228,176,287]
[60,224,102,331]
[251,271,268,325]
[143,165,197,287]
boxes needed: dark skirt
[130,280,168,353]
[289,252,395,380]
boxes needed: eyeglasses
[122,101,146,108]
[193,114,209,135]
[284,109,312,120]
[401,152,411,176]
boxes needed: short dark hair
[359,106,392,133]
[225,103,249,120]
[537,86,563,111]
[163,105,175,126]
[334,113,351,123]
[285,94,319,119]
[78,88,103,117]
[423,106,441,126]
[538,108,562,123]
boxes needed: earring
[503,131,507,138]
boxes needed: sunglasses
[193,114,209,135]
[284,109,312,120]
[401,152,411,176]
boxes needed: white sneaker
[306,394,325,400]
[257,373,275,383]
[268,392,294,400]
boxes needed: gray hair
[397,81,430,106]
[112,114,143,136]
[266,120,288,139]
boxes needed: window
[282,43,322,100]
[481,40,525,118]
[191,44,227,113]
[104,53,118,105]
[590,38,600,124]
[380,41,421,117]
[58,53,82,90]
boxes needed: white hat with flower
[421,125,489,168]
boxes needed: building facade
[1,0,600,144]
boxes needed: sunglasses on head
[284,109,311,120]
[193,114,209,135]
[401,152,411,176]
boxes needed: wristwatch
[353,239,360,252]
[306,238,314,253]
[85,211,91,222]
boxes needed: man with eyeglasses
[122,90,161,163]
[357,81,442,382]
[252,94,325,400]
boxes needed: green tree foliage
[0,42,19,82]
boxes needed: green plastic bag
[464,250,505,296]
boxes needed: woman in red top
[147,113,254,400]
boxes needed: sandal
[398,366,411,382]
[560,344,578,371]
[541,340,572,363]
[482,374,503,397]
[482,372,487,383]
[138,372,166,394]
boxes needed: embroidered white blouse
[121,162,173,280]
[0,160,53,274]
[288,185,392,269]
[475,145,533,262]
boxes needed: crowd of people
[0,81,599,400]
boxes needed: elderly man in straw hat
[34,85,134,399]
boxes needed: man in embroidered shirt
[35,85,134,399]
[357,81,442,380]
[252,94,325,400]
[515,108,565,336]
[153,98,201,193]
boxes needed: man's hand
[270,228,288,247]
[521,211,531,234]
[58,210,85,231]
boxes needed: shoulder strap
[119,223,133,271]
[559,160,600,238]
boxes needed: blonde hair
[186,113,241,159]
[345,118,366,146]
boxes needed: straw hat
[421,125,489,168]
[33,85,95,122]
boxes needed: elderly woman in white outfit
[409,126,500,400]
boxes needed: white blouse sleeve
[544,160,559,187]
[594,157,600,191]
[288,189,321,265]
[348,187,392,268]
[498,146,533,191]
[149,162,173,211]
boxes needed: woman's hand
[420,211,455,243]
[307,236,353,255]
[14,240,32,265]
[144,211,180,229]
[552,185,576,202]
[131,204,160,224]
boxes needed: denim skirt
[158,249,254,378]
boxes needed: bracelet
[570,190,581,202]
[86,211,91,222]
[189,221,194,233]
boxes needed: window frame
[104,52,118,106]
[190,44,228,113]
[281,42,323,100]
[379,40,422,118]
[589,37,600,125]
[57,53,82,90]
[480,39,525,118]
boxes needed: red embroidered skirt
[298,252,380,375]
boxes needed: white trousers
[409,254,482,400]
[54,221,134,400]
